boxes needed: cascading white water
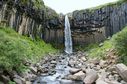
[64,15,73,54]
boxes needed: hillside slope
[0,26,57,71]
[84,26,127,65]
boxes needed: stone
[25,81,32,84]
[68,60,76,67]
[121,80,127,84]
[84,69,98,84]
[0,75,10,84]
[80,57,87,62]
[115,63,127,82]
[94,65,101,71]
[89,58,100,65]
[96,70,108,84]
[60,79,73,84]
[107,65,116,72]
[13,78,22,84]
[73,71,86,80]
[96,80,108,84]
[66,71,85,81]
[108,75,115,81]
[69,68,81,74]
[106,80,121,84]
[99,60,107,68]
[99,43,103,47]
[82,68,86,73]
[30,66,37,74]
[51,61,57,64]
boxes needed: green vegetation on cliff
[73,0,127,13]
[85,26,127,65]
[45,6,59,20]
[0,27,57,71]
[20,0,45,9]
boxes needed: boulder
[96,70,108,84]
[96,80,108,84]
[69,68,81,74]
[30,66,37,74]
[115,63,127,82]
[13,78,22,84]
[80,57,87,62]
[25,81,32,84]
[84,69,98,84]
[66,71,85,81]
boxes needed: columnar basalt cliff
[0,0,63,40]
[0,0,127,46]
[70,0,127,45]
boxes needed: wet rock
[83,69,98,84]
[60,79,73,84]
[68,60,76,67]
[69,68,81,74]
[115,63,127,82]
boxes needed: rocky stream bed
[1,51,127,84]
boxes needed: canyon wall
[70,0,127,45]
[0,0,127,46]
[0,0,62,40]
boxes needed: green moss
[32,0,45,9]
[0,26,57,72]
[45,6,59,20]
[20,0,45,9]
[74,0,127,14]
[84,41,112,59]
[81,26,127,64]
[112,26,127,64]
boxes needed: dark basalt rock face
[71,0,127,37]
[1,0,127,46]
[0,0,62,39]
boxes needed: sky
[43,0,118,14]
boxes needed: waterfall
[64,15,73,54]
